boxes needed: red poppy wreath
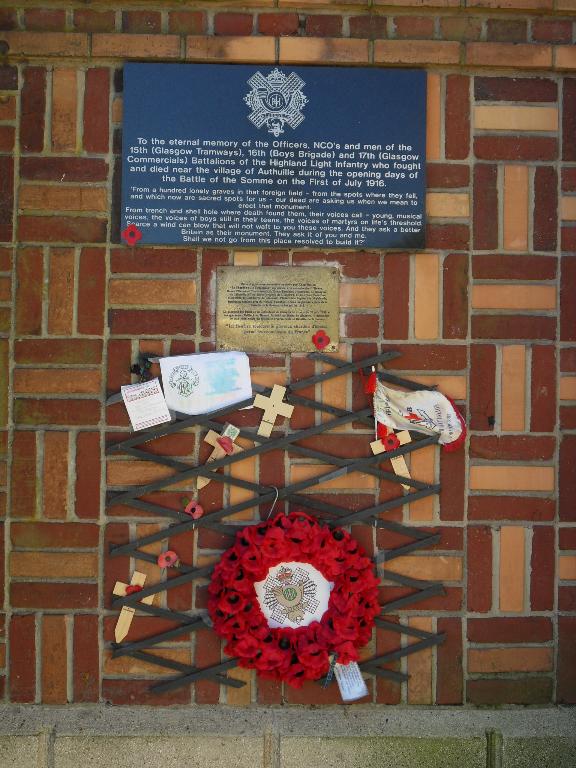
[208,511,380,688]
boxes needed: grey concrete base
[0,706,573,768]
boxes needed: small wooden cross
[370,430,413,491]
[113,571,154,643]
[253,385,294,437]
[197,424,243,490]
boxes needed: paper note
[121,378,171,431]
[334,661,369,702]
[159,351,252,415]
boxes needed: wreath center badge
[208,512,380,688]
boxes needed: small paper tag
[222,423,240,441]
[121,378,171,432]
[333,661,369,702]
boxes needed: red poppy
[183,499,204,520]
[157,550,179,568]
[382,433,401,451]
[208,511,379,686]
[125,584,143,596]
[122,224,142,246]
[312,329,331,351]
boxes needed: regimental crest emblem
[168,365,200,398]
[263,566,319,625]
[244,69,308,138]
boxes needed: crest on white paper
[168,365,200,398]
[254,561,332,629]
[244,69,308,137]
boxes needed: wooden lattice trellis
[106,350,445,696]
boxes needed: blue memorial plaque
[121,64,426,249]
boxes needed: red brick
[11,432,36,519]
[388,344,467,371]
[383,252,409,339]
[74,9,116,33]
[426,224,469,250]
[73,615,99,702]
[295,251,380,279]
[111,247,197,274]
[41,615,67,704]
[439,448,465,521]
[443,253,468,339]
[103,678,190,706]
[469,496,555,521]
[262,249,289,266]
[14,399,101,427]
[532,19,572,44]
[106,339,132,394]
[561,348,576,371]
[0,156,13,242]
[440,16,482,42]
[15,247,42,334]
[24,8,65,31]
[560,528,576,549]
[9,615,35,702]
[18,216,107,244]
[470,435,555,461]
[11,522,99,549]
[20,157,108,182]
[394,16,433,39]
[468,617,552,644]
[375,621,402,704]
[562,225,576,252]
[381,586,462,613]
[531,346,556,432]
[486,19,527,42]
[345,313,379,338]
[305,15,342,37]
[122,11,161,34]
[0,247,11,272]
[168,11,206,35]
[257,677,282,705]
[201,249,229,336]
[467,678,552,705]
[561,256,576,341]
[436,618,462,705]
[214,13,253,36]
[109,309,195,336]
[258,13,299,36]
[427,163,470,188]
[472,254,556,281]
[468,526,492,612]
[560,435,576,521]
[0,125,14,152]
[0,9,17,30]
[471,315,556,341]
[561,405,576,429]
[470,344,496,431]
[563,79,576,162]
[533,166,557,251]
[83,69,110,154]
[104,523,129,609]
[475,136,557,162]
[562,167,576,192]
[0,66,17,90]
[559,587,576,611]
[20,67,46,152]
[77,247,106,334]
[473,165,498,250]
[445,75,470,160]
[75,432,101,520]
[15,339,102,365]
[194,628,221,704]
[474,76,557,102]
[349,16,387,39]
[558,617,576,704]
[531,526,554,611]
[12,583,97,609]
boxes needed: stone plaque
[121,64,426,249]
[216,267,339,353]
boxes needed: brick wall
[0,0,575,707]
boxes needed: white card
[121,378,171,432]
[334,661,369,702]
[159,352,252,416]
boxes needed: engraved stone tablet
[216,267,339,353]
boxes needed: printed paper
[159,351,252,415]
[121,378,171,432]
[334,661,369,702]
